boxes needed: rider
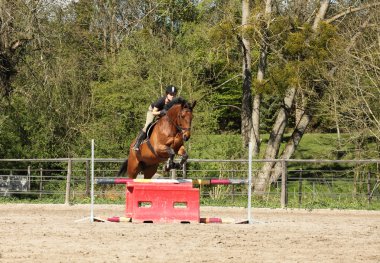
[132,85,178,151]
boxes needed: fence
[0,158,379,208]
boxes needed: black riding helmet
[165,85,178,95]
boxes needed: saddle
[141,120,166,160]
[145,120,159,139]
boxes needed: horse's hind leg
[143,164,159,179]
[127,158,141,179]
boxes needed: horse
[118,98,196,179]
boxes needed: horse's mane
[164,97,190,111]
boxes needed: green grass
[190,132,379,160]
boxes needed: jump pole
[75,139,98,223]
[247,141,253,224]
[90,139,95,222]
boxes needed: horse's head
[166,99,196,142]
[177,100,196,141]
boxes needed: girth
[144,139,168,162]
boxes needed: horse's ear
[191,100,197,109]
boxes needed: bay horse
[118,98,196,179]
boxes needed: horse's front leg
[174,145,188,169]
[164,147,176,171]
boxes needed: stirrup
[133,140,141,151]
[133,130,145,151]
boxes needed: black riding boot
[133,130,146,151]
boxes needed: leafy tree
[2,1,102,157]
[0,0,378,168]
[87,30,213,156]
[251,0,380,192]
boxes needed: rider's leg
[132,130,146,151]
[133,107,154,151]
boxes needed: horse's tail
[117,158,128,177]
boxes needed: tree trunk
[251,0,272,156]
[251,94,260,155]
[295,90,306,126]
[241,0,253,147]
[254,0,331,193]
[270,110,312,183]
[110,0,117,60]
[254,88,296,192]
[332,93,341,148]
[267,0,331,183]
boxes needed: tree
[87,2,212,156]
[253,0,380,192]
[0,0,34,97]
[326,3,380,156]
[1,1,104,157]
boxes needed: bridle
[167,107,192,135]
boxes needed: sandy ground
[0,204,379,263]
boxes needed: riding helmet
[165,85,178,95]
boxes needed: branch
[214,105,241,111]
[212,74,242,91]
[348,53,380,71]
[345,17,370,52]
[325,3,380,24]
[313,0,330,31]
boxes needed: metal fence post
[171,169,177,179]
[367,172,371,204]
[85,160,90,197]
[298,168,303,206]
[39,168,43,198]
[27,166,31,191]
[182,161,187,178]
[65,159,72,205]
[281,160,288,208]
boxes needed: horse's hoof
[163,164,171,172]
[174,163,182,169]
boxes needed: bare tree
[330,7,380,147]
[254,0,380,192]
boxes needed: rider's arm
[152,107,162,116]
[151,97,166,116]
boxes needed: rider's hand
[159,109,167,116]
